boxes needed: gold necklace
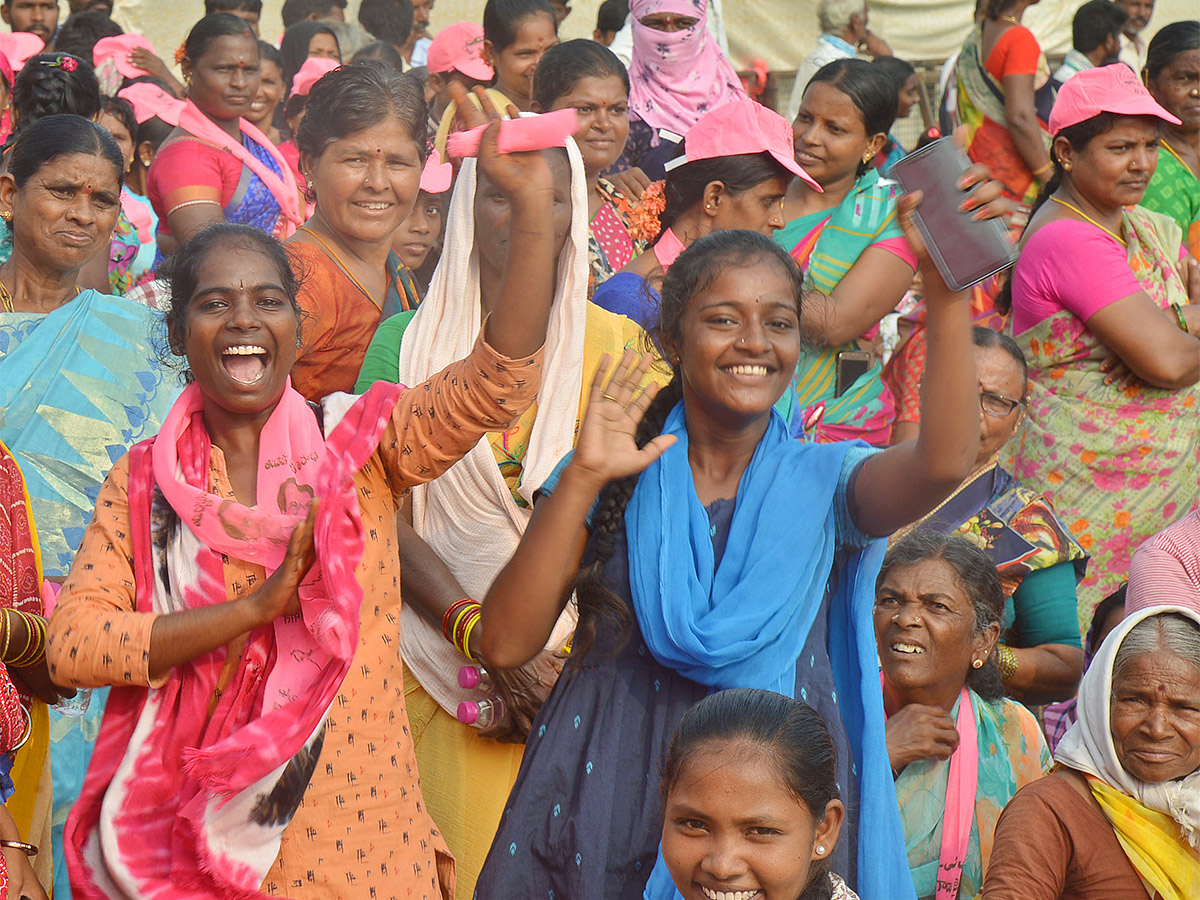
[1160,138,1198,178]
[0,277,83,313]
[1050,196,1126,245]
[997,15,1021,26]
[298,225,381,309]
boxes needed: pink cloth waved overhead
[445,108,577,158]
[627,0,747,137]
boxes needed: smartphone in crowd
[835,349,872,398]
[890,137,1017,291]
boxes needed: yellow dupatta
[1089,777,1200,900]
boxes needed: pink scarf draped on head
[627,0,747,137]
[178,99,304,235]
[66,379,404,900]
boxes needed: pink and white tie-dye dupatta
[66,378,403,899]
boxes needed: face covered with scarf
[627,0,746,137]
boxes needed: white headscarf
[396,138,589,716]
[1056,604,1200,848]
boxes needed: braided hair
[10,54,100,145]
[572,230,807,660]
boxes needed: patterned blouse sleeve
[375,328,543,496]
[45,455,164,690]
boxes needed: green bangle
[1172,304,1189,334]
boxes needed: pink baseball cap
[663,99,822,192]
[1049,63,1181,135]
[290,56,340,98]
[93,34,158,81]
[118,82,185,126]
[0,32,45,72]
[419,148,452,193]
[426,22,493,82]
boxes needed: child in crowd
[660,689,857,900]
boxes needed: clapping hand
[566,351,677,491]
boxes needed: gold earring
[862,153,872,164]
[972,659,983,669]
[0,210,11,223]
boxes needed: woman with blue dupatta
[467,150,1006,900]
[0,115,175,896]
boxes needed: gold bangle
[10,613,45,667]
[0,838,37,857]
[5,610,32,666]
[1032,162,1053,178]
[996,644,1019,683]
[0,609,12,664]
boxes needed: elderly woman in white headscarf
[354,130,658,894]
[982,605,1200,900]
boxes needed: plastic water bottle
[458,664,494,693]
[457,697,507,730]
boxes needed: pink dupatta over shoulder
[66,379,403,899]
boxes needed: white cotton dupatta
[397,139,589,715]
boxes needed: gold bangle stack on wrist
[995,643,1019,683]
[1,608,48,668]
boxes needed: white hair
[1114,612,1200,682]
[819,0,867,35]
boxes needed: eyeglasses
[980,390,1025,418]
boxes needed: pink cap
[118,82,185,126]
[420,147,453,193]
[290,56,340,98]
[0,32,46,72]
[426,22,493,82]
[93,34,157,82]
[664,99,822,192]
[1049,63,1181,135]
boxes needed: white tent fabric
[114,0,1194,81]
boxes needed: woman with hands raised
[473,161,1007,900]
[45,92,564,899]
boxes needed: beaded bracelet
[442,598,477,643]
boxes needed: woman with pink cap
[146,14,302,253]
[1004,63,1200,629]
[591,99,803,334]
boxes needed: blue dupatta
[630,404,914,900]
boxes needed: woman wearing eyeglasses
[892,328,1088,706]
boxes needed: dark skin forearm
[396,515,482,659]
[479,465,597,669]
[482,193,558,359]
[147,594,268,682]
[1004,643,1084,705]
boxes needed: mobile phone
[835,350,872,398]
[890,137,1017,291]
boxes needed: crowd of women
[0,0,1195,897]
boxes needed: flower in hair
[629,180,665,244]
[41,54,79,73]
[174,43,187,66]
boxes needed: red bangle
[442,598,476,642]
